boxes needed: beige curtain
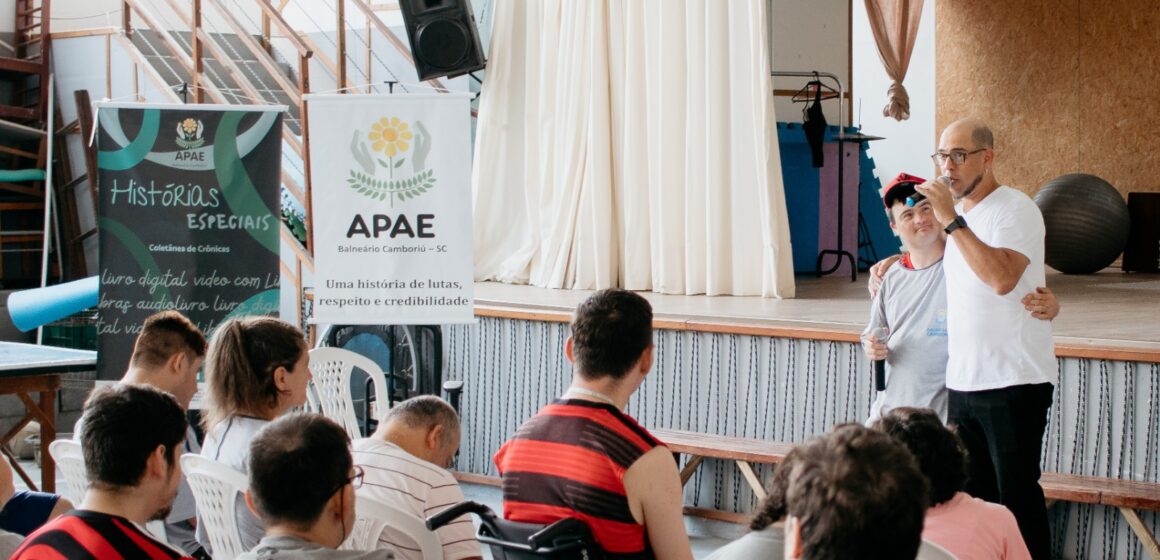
[472,0,795,298]
[864,0,924,121]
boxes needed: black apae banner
[96,104,282,380]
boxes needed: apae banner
[96,103,283,380]
[307,94,474,325]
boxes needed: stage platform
[474,268,1160,363]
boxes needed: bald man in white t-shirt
[913,118,1057,560]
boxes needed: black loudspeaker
[1123,192,1160,273]
[398,0,487,82]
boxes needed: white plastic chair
[48,439,87,504]
[307,347,390,438]
[51,438,168,541]
[341,493,443,558]
[181,453,248,560]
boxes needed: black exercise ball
[1033,173,1129,274]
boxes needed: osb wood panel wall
[936,0,1160,199]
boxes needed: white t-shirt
[351,438,480,560]
[943,186,1057,391]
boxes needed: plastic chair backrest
[341,493,443,559]
[307,347,390,438]
[52,438,168,541]
[180,453,248,560]
[48,439,87,503]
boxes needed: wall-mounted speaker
[398,0,487,82]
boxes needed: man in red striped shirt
[495,289,692,560]
[12,384,192,560]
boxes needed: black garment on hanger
[802,82,827,168]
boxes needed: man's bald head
[942,118,994,150]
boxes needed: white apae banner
[306,94,474,324]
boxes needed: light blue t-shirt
[864,258,950,423]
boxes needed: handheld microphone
[906,176,952,207]
[874,360,886,391]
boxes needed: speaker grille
[416,19,470,70]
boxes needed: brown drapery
[864,0,924,121]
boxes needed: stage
[447,269,1160,557]
[473,268,1160,363]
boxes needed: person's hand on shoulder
[867,254,902,298]
[1022,286,1060,320]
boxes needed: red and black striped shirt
[494,399,663,559]
[11,510,192,560]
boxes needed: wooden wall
[936,0,1160,198]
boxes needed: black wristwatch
[944,215,968,235]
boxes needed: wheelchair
[426,501,605,560]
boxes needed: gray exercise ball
[1033,173,1129,274]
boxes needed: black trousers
[948,382,1054,560]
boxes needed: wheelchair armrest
[426,500,491,531]
[527,518,593,549]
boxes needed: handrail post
[365,20,372,93]
[191,0,203,103]
[260,12,271,53]
[122,0,131,36]
[299,57,313,255]
[336,0,346,91]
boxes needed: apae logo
[347,116,436,207]
[175,118,205,150]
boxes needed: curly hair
[785,423,928,560]
[749,448,800,531]
[871,407,967,506]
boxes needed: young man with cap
[863,172,1058,423]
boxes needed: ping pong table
[0,341,97,492]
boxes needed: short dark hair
[749,447,801,531]
[570,289,653,380]
[872,407,967,506]
[131,310,208,369]
[786,423,928,560]
[249,413,352,527]
[80,384,188,490]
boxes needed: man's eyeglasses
[333,465,365,495]
[930,148,986,166]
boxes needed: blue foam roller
[8,276,99,332]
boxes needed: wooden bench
[1041,473,1160,558]
[651,428,792,500]
[652,428,1160,558]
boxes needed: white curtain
[473,0,795,298]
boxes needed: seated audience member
[0,453,72,538]
[353,396,482,559]
[873,407,1031,559]
[783,424,930,560]
[704,446,799,559]
[494,289,693,559]
[75,310,208,557]
[12,384,191,559]
[199,316,311,551]
[238,413,392,559]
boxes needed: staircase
[129,29,303,134]
[0,0,51,288]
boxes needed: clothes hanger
[792,71,839,103]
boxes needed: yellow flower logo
[368,117,413,157]
[181,118,198,135]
